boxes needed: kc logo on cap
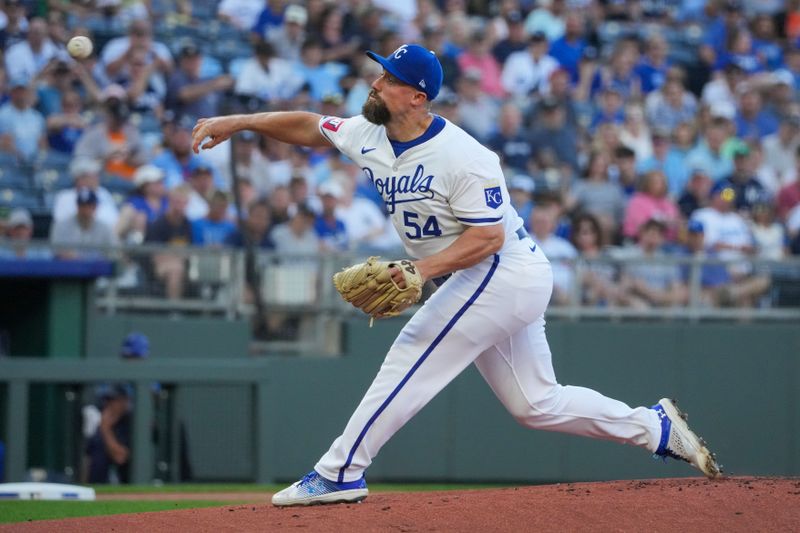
[366,44,444,101]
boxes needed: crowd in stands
[0,0,799,311]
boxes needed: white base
[0,482,96,500]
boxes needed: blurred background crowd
[0,0,799,311]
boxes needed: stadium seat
[0,167,33,190]
[0,189,41,210]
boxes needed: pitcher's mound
[7,477,800,532]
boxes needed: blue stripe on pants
[338,254,501,482]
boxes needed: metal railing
[3,240,800,327]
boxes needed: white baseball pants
[315,242,662,483]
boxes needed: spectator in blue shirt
[314,180,348,252]
[0,77,46,161]
[635,34,671,94]
[751,14,784,71]
[548,12,587,84]
[152,114,223,189]
[191,191,235,246]
[734,85,778,142]
[700,0,746,68]
[292,38,348,102]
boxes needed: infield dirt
[3,476,798,532]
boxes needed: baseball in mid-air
[67,36,93,59]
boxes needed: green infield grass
[1,483,509,524]
[0,500,237,524]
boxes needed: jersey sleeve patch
[322,116,345,132]
[484,186,503,209]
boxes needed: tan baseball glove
[333,256,424,319]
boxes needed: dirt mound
[5,477,799,532]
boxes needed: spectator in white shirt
[501,31,559,98]
[265,3,308,62]
[53,158,119,228]
[530,199,578,305]
[760,115,800,192]
[234,41,305,104]
[101,19,172,85]
[4,17,60,82]
[217,0,263,31]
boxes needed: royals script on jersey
[319,115,526,259]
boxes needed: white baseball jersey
[318,114,531,260]
[312,112,663,485]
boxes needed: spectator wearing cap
[776,146,800,223]
[145,185,192,299]
[547,12,587,84]
[234,40,305,104]
[528,96,580,173]
[53,157,119,228]
[101,19,173,83]
[690,181,754,265]
[680,220,734,304]
[619,219,688,309]
[717,144,768,214]
[508,174,535,225]
[152,114,223,190]
[487,103,532,173]
[644,76,698,135]
[492,10,529,65]
[501,31,559,98]
[116,164,167,244]
[635,34,671,95]
[455,68,499,142]
[457,31,504,99]
[677,167,713,219]
[622,170,680,242]
[685,117,735,182]
[166,40,234,122]
[74,84,148,180]
[525,0,565,42]
[264,4,307,62]
[191,190,235,246]
[292,38,348,103]
[314,180,348,252]
[185,163,218,221]
[4,18,59,83]
[0,208,52,260]
[733,85,778,142]
[50,187,118,259]
[0,74,46,161]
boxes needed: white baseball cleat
[271,471,369,507]
[652,398,722,479]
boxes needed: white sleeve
[449,155,508,226]
[317,115,363,160]
[787,206,800,234]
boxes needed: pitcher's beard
[362,95,391,125]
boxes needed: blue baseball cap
[121,332,150,358]
[366,44,443,101]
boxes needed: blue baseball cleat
[652,398,722,479]
[271,471,369,506]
